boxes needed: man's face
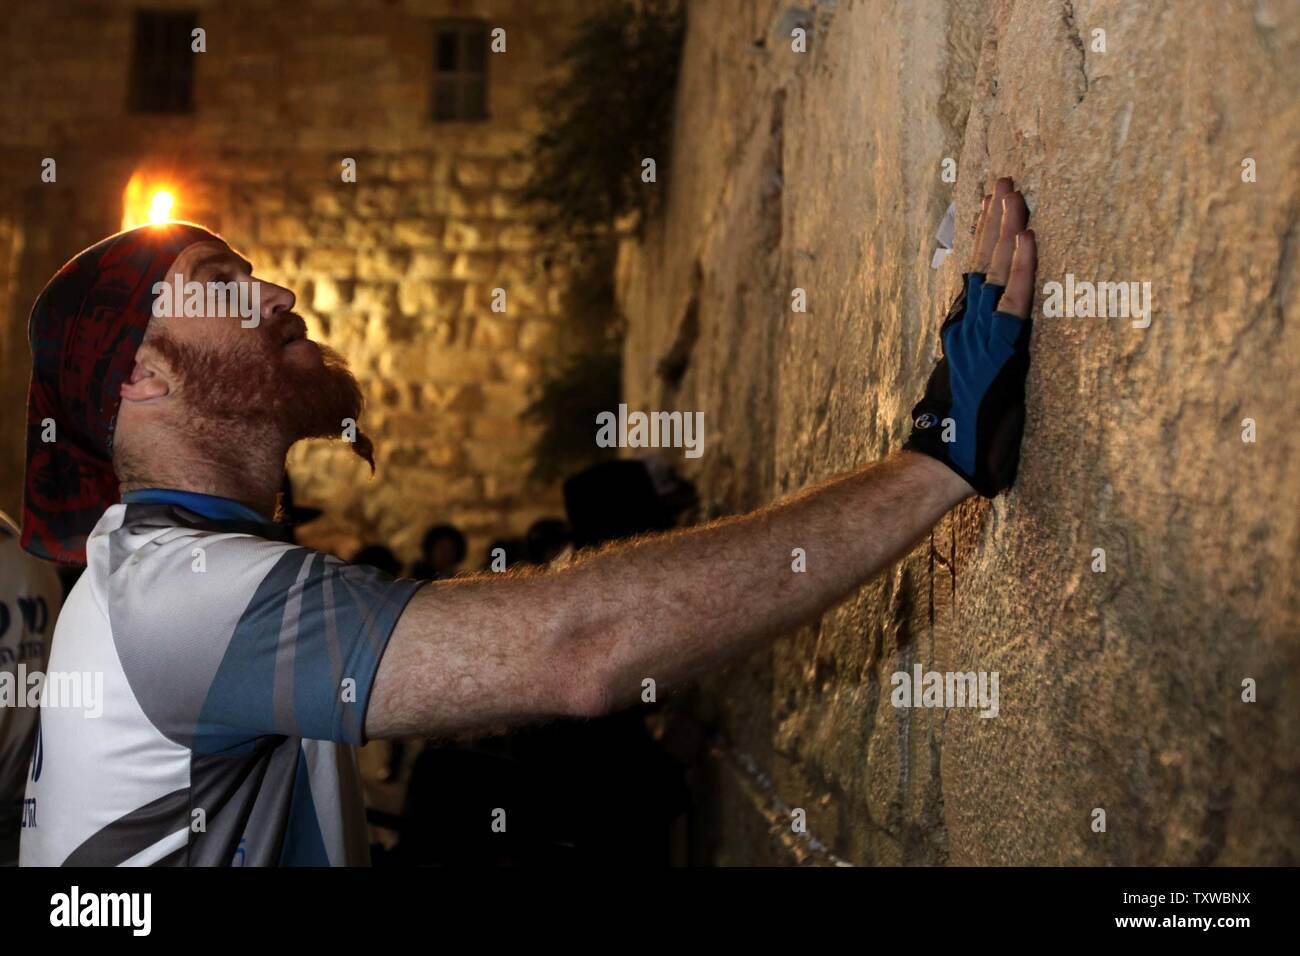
[129,239,372,464]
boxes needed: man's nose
[260,281,295,322]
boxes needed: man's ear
[120,357,170,402]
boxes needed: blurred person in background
[352,545,403,578]
[524,518,573,567]
[0,511,62,865]
[411,524,466,580]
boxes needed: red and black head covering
[22,222,220,564]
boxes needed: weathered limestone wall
[618,0,1299,864]
[0,0,593,563]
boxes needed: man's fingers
[987,190,1027,286]
[996,229,1037,320]
[971,194,991,267]
[972,177,1012,271]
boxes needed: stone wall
[617,0,1300,864]
[0,0,596,565]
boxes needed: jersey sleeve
[104,528,426,751]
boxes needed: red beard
[145,318,375,471]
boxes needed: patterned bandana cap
[22,222,220,564]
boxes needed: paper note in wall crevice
[930,201,956,269]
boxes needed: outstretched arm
[366,451,968,738]
[365,176,1038,740]
[542,449,973,715]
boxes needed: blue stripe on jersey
[193,548,420,751]
[122,488,272,524]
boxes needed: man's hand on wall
[905,176,1038,498]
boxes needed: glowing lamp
[121,172,186,230]
[147,190,175,224]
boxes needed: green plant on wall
[519,0,684,249]
[517,0,684,485]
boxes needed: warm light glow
[147,190,175,224]
[121,172,186,230]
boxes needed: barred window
[433,19,489,121]
[128,10,197,114]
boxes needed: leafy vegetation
[518,0,684,249]
[517,1,684,484]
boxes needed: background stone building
[0,0,596,564]
[618,0,1298,864]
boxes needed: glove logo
[914,413,938,429]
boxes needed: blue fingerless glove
[904,272,1033,497]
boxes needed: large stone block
[446,219,493,252]
[301,246,358,277]
[352,281,397,313]
[396,278,446,317]
[468,314,516,350]
[342,219,388,247]
[454,159,496,190]
[355,184,402,217]
[497,160,531,191]
[357,247,412,281]
[387,154,432,182]
[311,276,352,312]
[259,214,314,244]
[451,252,499,282]
[419,382,486,414]
[449,191,494,218]
[464,435,526,473]
[497,224,536,251]
[393,217,443,246]
[408,250,456,279]
[517,319,554,353]
[310,191,346,217]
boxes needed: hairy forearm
[553,450,971,714]
[366,450,970,739]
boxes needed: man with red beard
[18,178,1037,866]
